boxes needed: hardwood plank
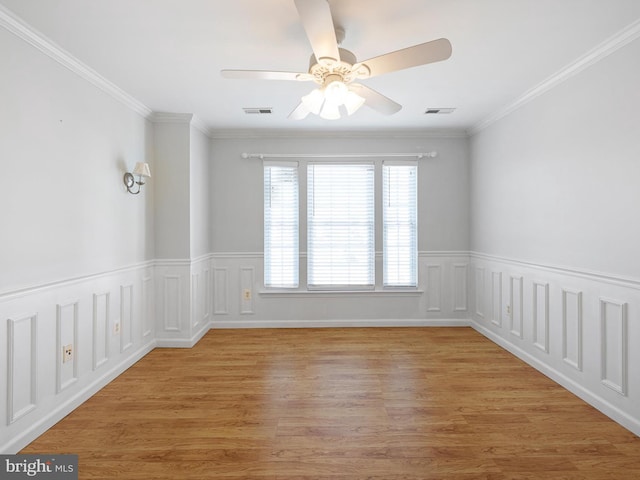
[21,327,640,479]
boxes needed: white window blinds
[307,163,375,288]
[264,162,299,288]
[383,163,418,287]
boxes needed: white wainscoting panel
[192,272,201,328]
[509,275,523,339]
[214,267,229,315]
[120,285,134,353]
[600,298,628,396]
[453,263,468,312]
[491,271,502,327]
[56,301,79,393]
[240,267,254,315]
[204,266,211,322]
[211,252,469,326]
[532,282,549,353]
[470,252,640,437]
[426,264,442,312]
[7,315,38,424]
[154,260,210,347]
[189,258,213,332]
[1,261,157,453]
[163,275,181,332]
[92,293,110,370]
[475,267,485,318]
[142,276,153,338]
[562,289,583,371]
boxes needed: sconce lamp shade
[124,162,151,194]
[133,162,151,178]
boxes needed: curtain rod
[240,152,438,160]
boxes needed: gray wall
[470,37,640,278]
[210,134,470,255]
[0,26,154,292]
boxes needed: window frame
[263,158,420,292]
[382,161,418,288]
[307,161,376,290]
[263,161,299,289]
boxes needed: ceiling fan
[221,0,452,120]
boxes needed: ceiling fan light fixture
[344,90,365,116]
[301,88,324,115]
[319,101,341,120]
[323,77,348,105]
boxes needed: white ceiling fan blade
[294,0,340,62]
[288,102,311,120]
[350,84,402,115]
[221,70,310,81]
[360,38,452,78]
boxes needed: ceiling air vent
[424,108,456,114]
[243,107,273,115]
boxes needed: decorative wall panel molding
[426,264,442,312]
[142,276,153,338]
[562,289,583,371]
[120,285,134,353]
[92,292,110,370]
[491,271,502,327]
[532,282,549,353]
[163,275,181,332]
[240,267,255,315]
[56,301,79,393]
[192,272,201,328]
[7,315,38,424]
[509,275,523,339]
[1,262,157,453]
[453,263,468,312]
[600,298,628,395]
[475,267,485,318]
[470,252,640,437]
[214,268,229,315]
[204,267,211,321]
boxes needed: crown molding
[470,18,640,135]
[149,112,194,124]
[190,115,212,137]
[209,128,468,139]
[150,112,212,137]
[0,4,152,119]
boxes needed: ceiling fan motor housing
[308,48,370,86]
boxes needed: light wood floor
[23,327,640,479]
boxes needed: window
[307,163,375,288]
[264,159,418,290]
[264,162,298,288]
[383,163,418,287]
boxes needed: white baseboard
[211,318,471,329]
[155,321,212,348]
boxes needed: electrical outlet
[243,289,251,301]
[506,305,512,316]
[63,344,73,363]
[114,321,121,335]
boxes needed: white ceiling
[3,0,640,133]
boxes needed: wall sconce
[123,162,151,195]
